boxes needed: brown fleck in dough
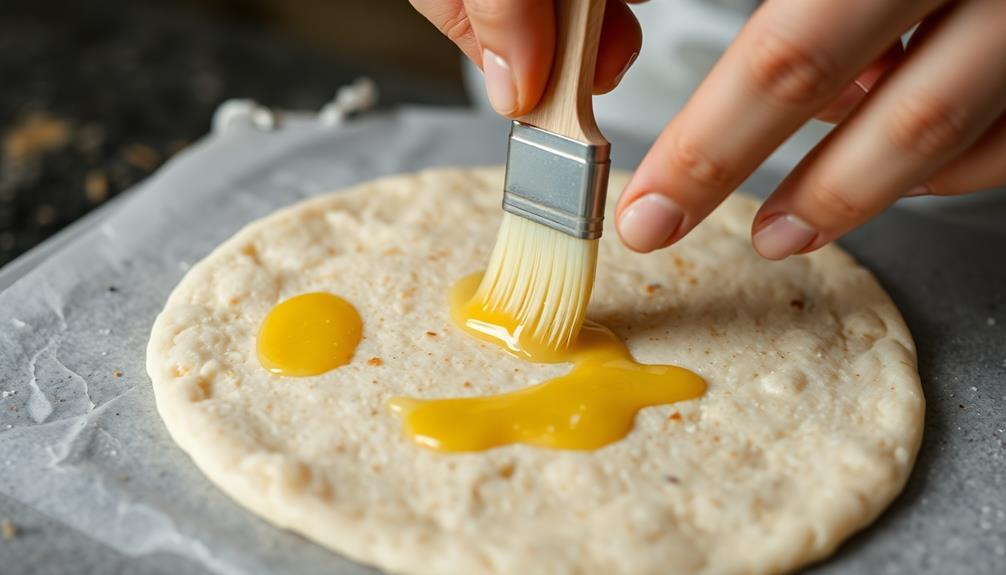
[367,357,384,367]
[498,463,516,479]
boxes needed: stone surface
[0,0,465,267]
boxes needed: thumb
[463,0,556,117]
[409,0,556,117]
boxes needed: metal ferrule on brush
[502,121,611,240]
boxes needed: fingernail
[482,49,518,116]
[854,64,886,94]
[904,184,930,197]
[617,194,684,252]
[613,51,639,86]
[752,214,818,260]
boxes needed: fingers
[594,0,643,94]
[409,0,556,116]
[752,0,1006,259]
[460,0,556,116]
[409,1,482,62]
[923,114,1006,197]
[815,42,904,123]
[616,0,943,253]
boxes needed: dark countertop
[0,0,467,268]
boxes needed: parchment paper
[1,108,1003,575]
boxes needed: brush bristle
[473,212,599,351]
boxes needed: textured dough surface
[147,168,924,575]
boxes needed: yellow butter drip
[257,292,362,376]
[388,274,706,452]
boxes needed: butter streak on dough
[147,168,924,575]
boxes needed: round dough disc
[147,168,924,575]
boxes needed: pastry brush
[471,0,610,352]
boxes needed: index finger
[615,0,944,253]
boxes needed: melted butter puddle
[387,274,706,452]
[257,292,362,376]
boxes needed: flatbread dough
[147,168,924,575]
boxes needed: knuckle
[462,0,507,23]
[887,95,968,157]
[465,0,550,25]
[809,177,869,221]
[747,30,833,105]
[668,135,734,189]
[438,6,475,45]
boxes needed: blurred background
[0,0,469,267]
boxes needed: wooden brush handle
[520,0,608,146]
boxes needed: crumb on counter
[34,204,56,226]
[3,113,71,162]
[84,170,109,203]
[113,370,123,378]
[367,357,383,366]
[123,143,160,171]
[1,519,16,540]
[425,331,437,337]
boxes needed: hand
[615,0,1006,258]
[412,1,1006,259]
[409,0,643,114]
